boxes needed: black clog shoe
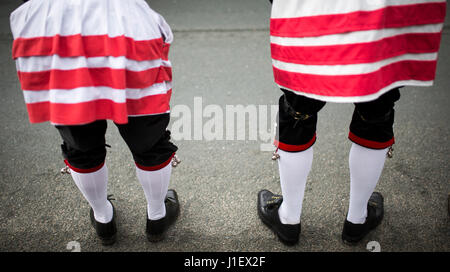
[342,192,384,245]
[146,189,180,242]
[89,195,117,246]
[257,189,301,246]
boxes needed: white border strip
[272,53,438,76]
[23,82,172,104]
[271,0,446,19]
[270,23,443,47]
[17,56,172,73]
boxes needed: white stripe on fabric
[272,53,438,76]
[16,56,172,73]
[270,23,444,47]
[271,0,446,19]
[23,82,172,104]
[278,80,433,103]
[10,0,171,42]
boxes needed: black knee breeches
[55,114,178,172]
[275,88,400,151]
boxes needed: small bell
[387,146,394,159]
[172,154,181,167]
[60,165,71,175]
[271,150,280,160]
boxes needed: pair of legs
[55,114,177,226]
[268,88,400,241]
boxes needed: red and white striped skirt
[270,0,447,102]
[11,0,173,125]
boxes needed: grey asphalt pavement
[0,0,449,252]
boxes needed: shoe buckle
[266,196,282,208]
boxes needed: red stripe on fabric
[126,89,172,117]
[162,43,170,61]
[271,32,442,65]
[135,153,175,171]
[18,66,172,91]
[25,91,171,125]
[348,132,395,149]
[12,34,166,61]
[274,134,316,152]
[270,2,447,38]
[64,160,105,174]
[273,60,437,98]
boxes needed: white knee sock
[70,164,113,224]
[136,163,172,220]
[277,147,313,225]
[347,143,388,224]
